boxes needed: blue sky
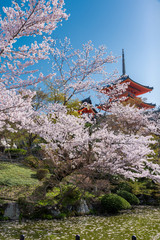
[53,0,160,107]
[1,0,160,107]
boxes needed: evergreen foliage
[5,148,27,158]
[117,190,140,205]
[36,169,50,180]
[23,155,40,168]
[100,194,131,213]
[60,185,82,206]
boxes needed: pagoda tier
[124,95,156,109]
[136,100,155,109]
[98,75,155,110]
[101,75,153,97]
[97,96,155,111]
[97,49,155,110]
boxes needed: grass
[0,162,39,186]
[0,162,41,200]
[0,185,40,200]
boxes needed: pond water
[1,206,160,240]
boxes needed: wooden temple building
[79,49,155,115]
[97,49,155,111]
[78,97,97,116]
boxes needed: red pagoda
[97,49,155,110]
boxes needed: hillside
[0,162,41,201]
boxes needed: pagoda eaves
[86,50,155,112]
[101,75,153,97]
[120,76,153,96]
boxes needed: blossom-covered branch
[45,37,119,105]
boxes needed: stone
[76,199,90,215]
[4,202,20,220]
[51,208,61,216]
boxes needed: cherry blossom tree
[108,102,156,134]
[0,0,68,87]
[29,101,160,183]
[1,1,160,184]
[88,103,160,182]
[90,120,160,182]
[44,37,119,105]
[0,0,68,135]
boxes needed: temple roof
[138,101,156,109]
[120,75,153,95]
[96,94,156,111]
[78,107,97,115]
[96,100,155,111]
[126,95,156,109]
[101,75,153,97]
[78,96,97,115]
[98,50,155,110]
[81,96,92,104]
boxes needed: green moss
[0,162,39,186]
[41,214,53,220]
[0,185,39,200]
[55,213,67,219]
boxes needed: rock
[76,199,90,215]
[51,208,61,217]
[137,194,159,205]
[4,202,20,220]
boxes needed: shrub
[100,193,131,214]
[36,169,49,180]
[38,187,60,206]
[5,148,27,158]
[31,146,41,155]
[117,190,140,205]
[41,214,53,220]
[23,155,39,168]
[61,185,82,206]
[117,182,133,192]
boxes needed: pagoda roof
[138,101,156,109]
[101,75,153,96]
[96,97,156,111]
[120,75,153,95]
[127,95,156,109]
[81,96,92,104]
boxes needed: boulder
[76,199,90,215]
[4,202,20,220]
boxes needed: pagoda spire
[122,49,126,76]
